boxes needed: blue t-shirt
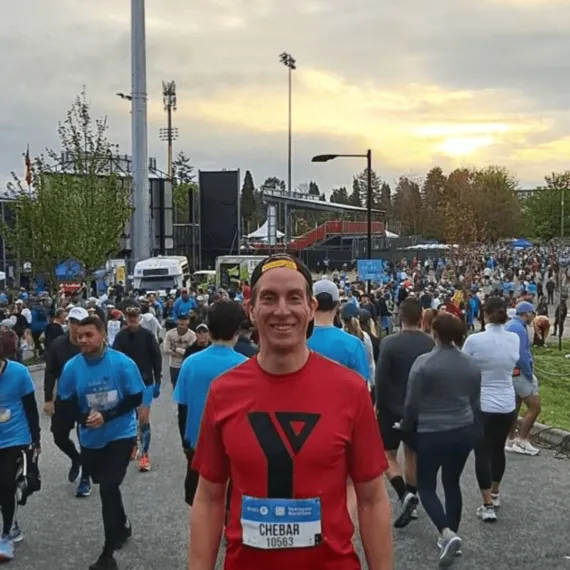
[0,361,35,449]
[173,344,247,448]
[173,297,197,318]
[58,348,145,449]
[307,325,369,381]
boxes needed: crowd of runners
[0,241,566,569]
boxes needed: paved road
[10,362,570,570]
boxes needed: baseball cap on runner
[515,301,535,315]
[249,254,314,338]
[67,307,89,322]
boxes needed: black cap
[250,254,314,338]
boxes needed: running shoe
[505,438,517,452]
[512,440,540,456]
[491,493,501,509]
[76,478,92,498]
[411,507,419,520]
[9,521,23,543]
[476,505,497,523]
[89,551,118,570]
[114,519,132,550]
[394,492,419,528]
[138,454,150,472]
[437,537,462,557]
[68,460,81,483]
[0,536,14,563]
[438,534,462,567]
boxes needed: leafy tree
[392,176,423,235]
[240,170,257,234]
[525,171,570,239]
[2,91,132,285]
[441,169,478,245]
[421,167,447,239]
[348,178,362,207]
[330,186,350,204]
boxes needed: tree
[525,171,570,239]
[440,169,478,245]
[392,176,423,235]
[348,178,362,207]
[171,151,196,223]
[308,181,320,196]
[2,91,132,285]
[421,167,447,239]
[240,170,256,234]
[378,182,392,218]
[330,186,350,204]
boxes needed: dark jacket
[234,336,257,358]
[44,334,81,402]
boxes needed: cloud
[0,0,569,194]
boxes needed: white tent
[385,230,399,238]
[246,220,284,239]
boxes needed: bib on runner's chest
[241,496,322,550]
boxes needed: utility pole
[279,52,296,244]
[159,81,178,179]
[131,0,151,265]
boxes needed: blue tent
[511,238,532,248]
[55,259,84,280]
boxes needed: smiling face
[247,267,316,354]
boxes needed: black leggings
[416,425,475,533]
[51,416,90,480]
[474,410,516,491]
[0,447,25,536]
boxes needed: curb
[518,418,570,447]
[27,363,46,373]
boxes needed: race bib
[0,408,11,423]
[86,390,119,411]
[241,496,322,550]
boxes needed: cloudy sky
[1,0,569,194]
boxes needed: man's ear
[244,299,255,325]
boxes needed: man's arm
[149,333,162,384]
[188,478,226,570]
[43,343,59,403]
[355,477,393,570]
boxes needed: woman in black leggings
[0,331,41,563]
[462,297,519,521]
[403,313,481,568]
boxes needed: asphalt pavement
[10,361,570,570]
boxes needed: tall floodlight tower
[131,0,151,264]
[159,81,178,179]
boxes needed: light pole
[312,150,373,290]
[279,52,296,243]
[159,81,178,179]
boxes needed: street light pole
[312,151,374,292]
[280,52,296,244]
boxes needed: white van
[133,256,190,294]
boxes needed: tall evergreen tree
[348,178,362,207]
[240,170,256,234]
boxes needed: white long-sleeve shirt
[462,323,520,413]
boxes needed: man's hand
[43,401,54,417]
[85,411,104,428]
[153,383,161,399]
[175,347,185,356]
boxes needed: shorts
[184,448,199,506]
[141,385,154,408]
[377,407,404,452]
[81,437,135,487]
[0,446,26,487]
[512,374,539,399]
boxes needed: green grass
[531,340,570,431]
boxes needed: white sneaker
[411,508,419,520]
[512,439,540,456]
[491,493,501,509]
[505,438,517,452]
[437,537,462,557]
[476,505,497,523]
[438,535,462,566]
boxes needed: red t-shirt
[192,352,388,570]
[242,285,251,300]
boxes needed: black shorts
[81,438,135,487]
[0,446,26,487]
[377,407,406,452]
[185,448,199,506]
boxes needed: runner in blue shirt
[307,279,369,381]
[0,332,40,563]
[56,316,145,570]
[173,300,247,506]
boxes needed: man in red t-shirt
[190,254,392,570]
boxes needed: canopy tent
[385,230,399,238]
[511,238,532,248]
[246,220,284,239]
